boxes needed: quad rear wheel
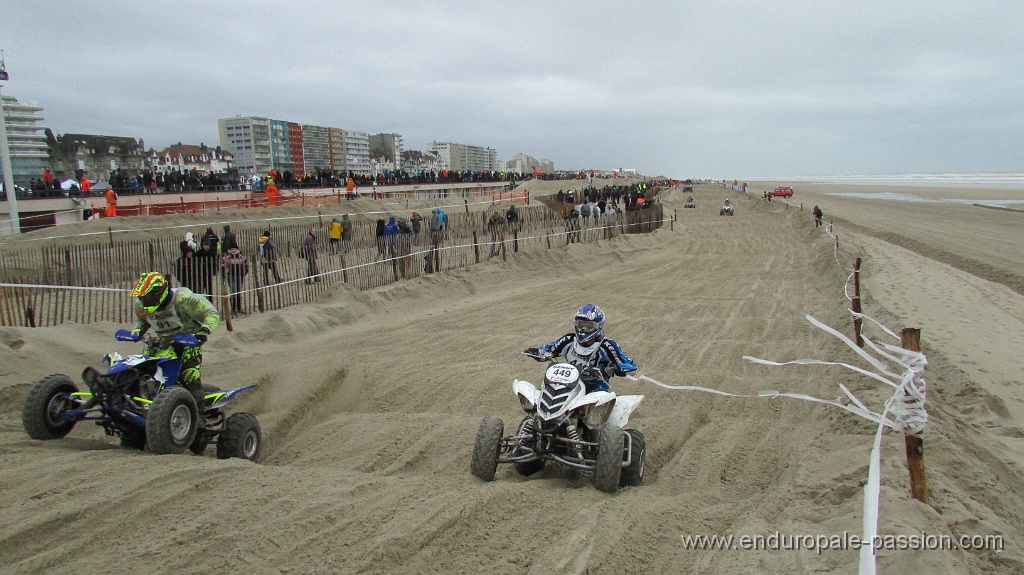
[216,412,262,462]
[22,374,78,440]
[620,429,646,487]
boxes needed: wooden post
[500,233,507,261]
[473,231,480,264]
[340,252,348,283]
[222,293,233,332]
[852,258,863,347]
[464,199,469,214]
[671,209,676,231]
[64,247,73,286]
[108,227,114,248]
[253,256,266,313]
[901,328,927,503]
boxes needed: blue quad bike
[21,329,262,461]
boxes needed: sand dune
[1,180,1021,574]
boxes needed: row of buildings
[217,115,513,179]
[1,92,555,190]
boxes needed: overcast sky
[2,1,1022,179]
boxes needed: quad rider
[524,304,636,393]
[127,271,220,422]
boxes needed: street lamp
[0,51,22,234]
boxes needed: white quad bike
[719,203,734,216]
[471,359,645,493]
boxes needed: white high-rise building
[426,141,498,172]
[1,94,49,188]
[342,129,370,175]
[218,116,272,176]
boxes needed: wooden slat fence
[0,193,665,328]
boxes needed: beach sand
[1,178,1021,574]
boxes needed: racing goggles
[575,319,601,334]
[138,286,166,309]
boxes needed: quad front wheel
[22,374,79,440]
[593,424,624,493]
[189,434,209,456]
[216,412,262,462]
[146,387,199,455]
[471,416,504,481]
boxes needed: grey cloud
[1,0,1021,176]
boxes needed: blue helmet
[574,304,605,346]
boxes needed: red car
[769,186,794,198]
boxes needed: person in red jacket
[41,167,54,191]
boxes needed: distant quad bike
[684,198,696,209]
[22,329,262,461]
[471,360,645,493]
[720,203,734,216]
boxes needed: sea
[775,172,1024,190]
[749,173,1024,208]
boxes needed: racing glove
[523,347,552,361]
[602,365,625,379]
[193,330,209,344]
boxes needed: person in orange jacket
[105,186,117,216]
[266,180,279,206]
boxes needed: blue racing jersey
[538,334,637,392]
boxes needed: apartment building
[269,119,292,173]
[219,115,372,177]
[0,94,49,187]
[287,123,304,175]
[342,129,370,175]
[507,152,555,175]
[302,125,331,173]
[426,141,499,172]
[218,116,272,176]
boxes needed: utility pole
[0,51,22,234]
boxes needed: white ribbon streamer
[639,312,927,575]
